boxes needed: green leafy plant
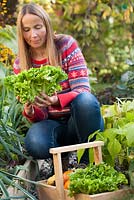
[92,99,134,168]
[4,65,68,104]
[68,162,128,197]
[117,47,134,97]
[77,98,134,182]
[0,88,30,163]
[0,170,37,200]
[0,25,17,54]
[0,66,34,199]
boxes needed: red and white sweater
[13,34,91,122]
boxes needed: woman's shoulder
[57,33,74,40]
[55,34,78,51]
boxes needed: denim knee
[70,92,104,138]
[71,92,101,114]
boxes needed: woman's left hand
[34,92,60,108]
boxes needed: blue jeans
[25,92,104,162]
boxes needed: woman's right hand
[24,102,34,116]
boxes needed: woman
[14,3,104,165]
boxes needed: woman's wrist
[25,105,34,116]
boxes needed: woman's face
[22,14,46,49]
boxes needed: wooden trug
[37,141,133,200]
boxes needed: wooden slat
[50,141,104,154]
[93,146,103,164]
[73,188,132,200]
[52,153,65,200]
[37,183,59,200]
[37,183,133,200]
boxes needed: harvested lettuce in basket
[68,162,128,196]
[4,65,67,104]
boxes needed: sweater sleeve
[57,35,91,108]
[22,106,48,123]
[57,91,78,108]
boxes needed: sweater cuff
[23,106,48,122]
[22,109,35,121]
[57,91,78,108]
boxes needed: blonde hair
[17,3,60,71]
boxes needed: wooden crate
[37,141,132,200]
[37,184,132,200]
[1,141,132,200]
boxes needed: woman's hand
[34,92,60,108]
[17,97,34,116]
[24,102,34,116]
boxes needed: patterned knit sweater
[13,34,91,122]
